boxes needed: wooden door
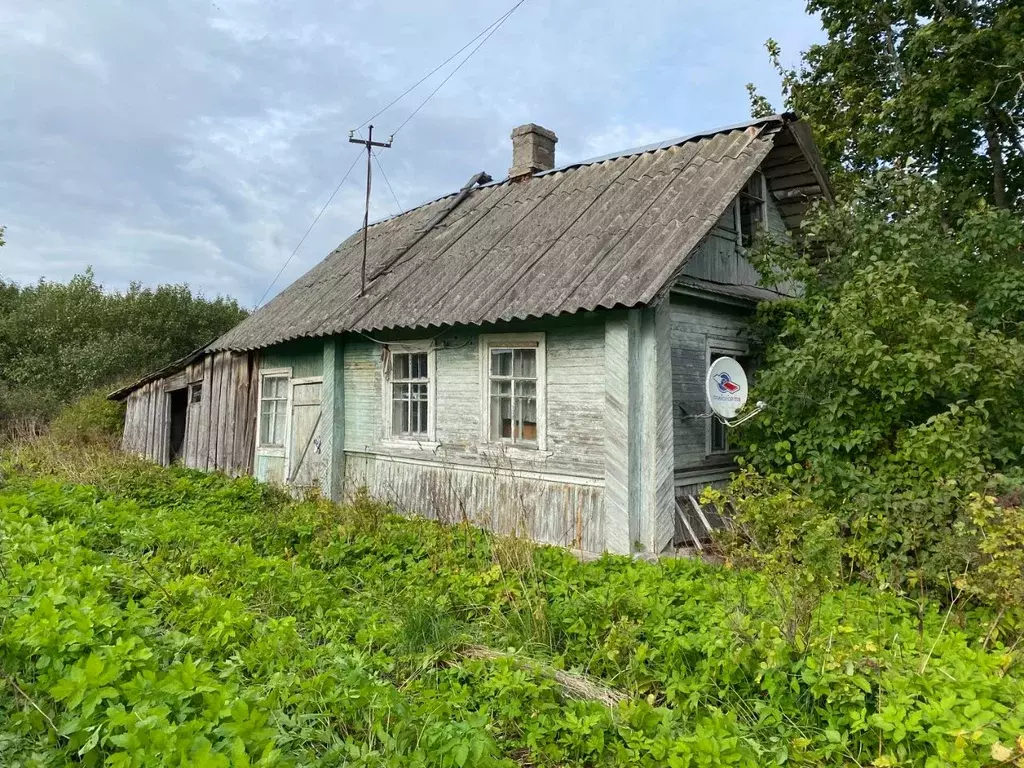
[287,380,323,491]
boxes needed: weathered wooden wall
[339,315,609,552]
[345,453,605,552]
[601,305,675,556]
[261,338,324,379]
[253,339,326,487]
[669,173,795,493]
[120,350,258,475]
[342,316,606,476]
[681,179,793,290]
[668,293,751,486]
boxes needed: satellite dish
[706,357,749,419]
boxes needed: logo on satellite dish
[713,372,742,395]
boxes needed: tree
[0,269,247,431]
[750,1,1024,210]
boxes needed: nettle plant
[738,173,1024,592]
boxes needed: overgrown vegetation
[732,0,1024,617]
[1,443,1023,767]
[0,262,246,435]
[735,174,1024,599]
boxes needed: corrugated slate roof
[210,114,812,352]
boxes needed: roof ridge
[363,114,794,231]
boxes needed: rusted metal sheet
[209,117,827,352]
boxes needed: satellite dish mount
[705,356,767,428]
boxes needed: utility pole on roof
[349,125,393,296]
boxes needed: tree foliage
[740,174,1024,588]
[750,0,1024,210]
[0,268,246,430]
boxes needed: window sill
[701,452,742,467]
[379,438,441,453]
[477,443,553,462]
[256,446,286,458]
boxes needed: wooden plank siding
[668,170,794,494]
[345,453,605,552]
[668,293,751,484]
[120,350,256,476]
[340,315,609,553]
[681,177,790,290]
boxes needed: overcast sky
[0,0,822,307]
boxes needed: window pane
[392,383,407,436]
[491,350,512,377]
[410,352,428,379]
[393,398,407,435]
[513,348,536,378]
[712,419,728,452]
[514,380,536,398]
[490,379,511,397]
[412,399,427,434]
[740,196,762,247]
[262,376,281,399]
[745,172,763,198]
[390,351,430,438]
[273,399,287,444]
[392,353,409,380]
[516,395,537,441]
[490,395,512,439]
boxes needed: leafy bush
[48,389,126,446]
[958,490,1024,646]
[1,452,1023,766]
[704,471,841,648]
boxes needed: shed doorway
[167,388,188,464]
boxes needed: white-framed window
[384,343,435,442]
[258,370,290,448]
[735,170,767,249]
[706,342,751,455]
[479,333,546,449]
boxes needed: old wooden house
[111,113,831,556]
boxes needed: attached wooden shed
[112,349,259,476]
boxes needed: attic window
[737,171,767,248]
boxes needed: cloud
[0,0,822,307]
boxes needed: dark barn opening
[167,388,188,463]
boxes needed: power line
[256,150,362,308]
[373,149,403,215]
[257,1,527,309]
[354,0,528,132]
[391,0,526,138]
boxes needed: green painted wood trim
[321,337,345,499]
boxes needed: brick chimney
[509,123,557,180]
